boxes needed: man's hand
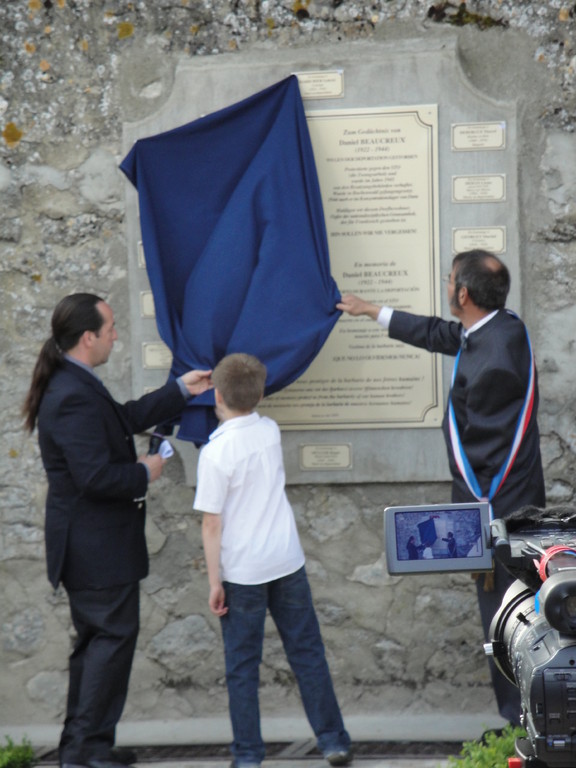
[336,293,381,320]
[138,453,165,483]
[180,369,213,397]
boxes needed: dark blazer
[38,359,187,590]
[389,309,545,517]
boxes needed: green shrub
[0,738,36,768]
[446,725,526,768]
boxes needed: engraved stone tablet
[452,174,506,203]
[451,121,506,151]
[140,290,155,318]
[294,70,344,99]
[122,41,519,484]
[137,241,146,268]
[142,341,172,370]
[452,226,506,254]
[299,444,352,470]
[260,104,443,431]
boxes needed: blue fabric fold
[120,75,341,444]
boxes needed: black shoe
[62,751,137,768]
[110,749,137,765]
[479,728,505,745]
[87,760,134,768]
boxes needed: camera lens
[565,595,576,620]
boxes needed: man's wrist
[176,377,190,400]
[137,458,151,481]
[377,306,394,329]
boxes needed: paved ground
[124,759,448,767]
[34,745,452,768]
[34,759,450,768]
[8,712,508,768]
[36,747,452,768]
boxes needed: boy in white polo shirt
[194,353,351,768]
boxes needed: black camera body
[384,503,576,768]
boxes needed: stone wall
[1,0,575,736]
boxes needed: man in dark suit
[23,293,212,768]
[337,250,545,727]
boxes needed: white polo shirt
[194,412,305,585]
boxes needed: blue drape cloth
[120,75,341,444]
[418,518,437,547]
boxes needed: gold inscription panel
[259,105,442,430]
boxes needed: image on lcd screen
[395,507,483,562]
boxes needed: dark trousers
[476,561,522,726]
[451,479,528,727]
[59,582,140,765]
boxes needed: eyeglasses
[442,274,454,284]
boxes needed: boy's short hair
[212,353,267,412]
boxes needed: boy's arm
[201,512,228,617]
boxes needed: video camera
[384,502,576,768]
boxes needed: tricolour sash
[448,312,535,514]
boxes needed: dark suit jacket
[38,360,187,590]
[389,309,545,517]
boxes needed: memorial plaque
[260,105,442,430]
[299,444,352,470]
[123,42,520,483]
[452,174,506,203]
[294,70,344,100]
[137,240,146,269]
[140,290,155,318]
[452,226,506,254]
[142,341,172,370]
[451,121,506,151]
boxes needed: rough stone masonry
[0,0,575,736]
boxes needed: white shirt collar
[463,309,499,337]
[209,411,260,441]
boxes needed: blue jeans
[220,566,350,766]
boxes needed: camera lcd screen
[384,502,493,574]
